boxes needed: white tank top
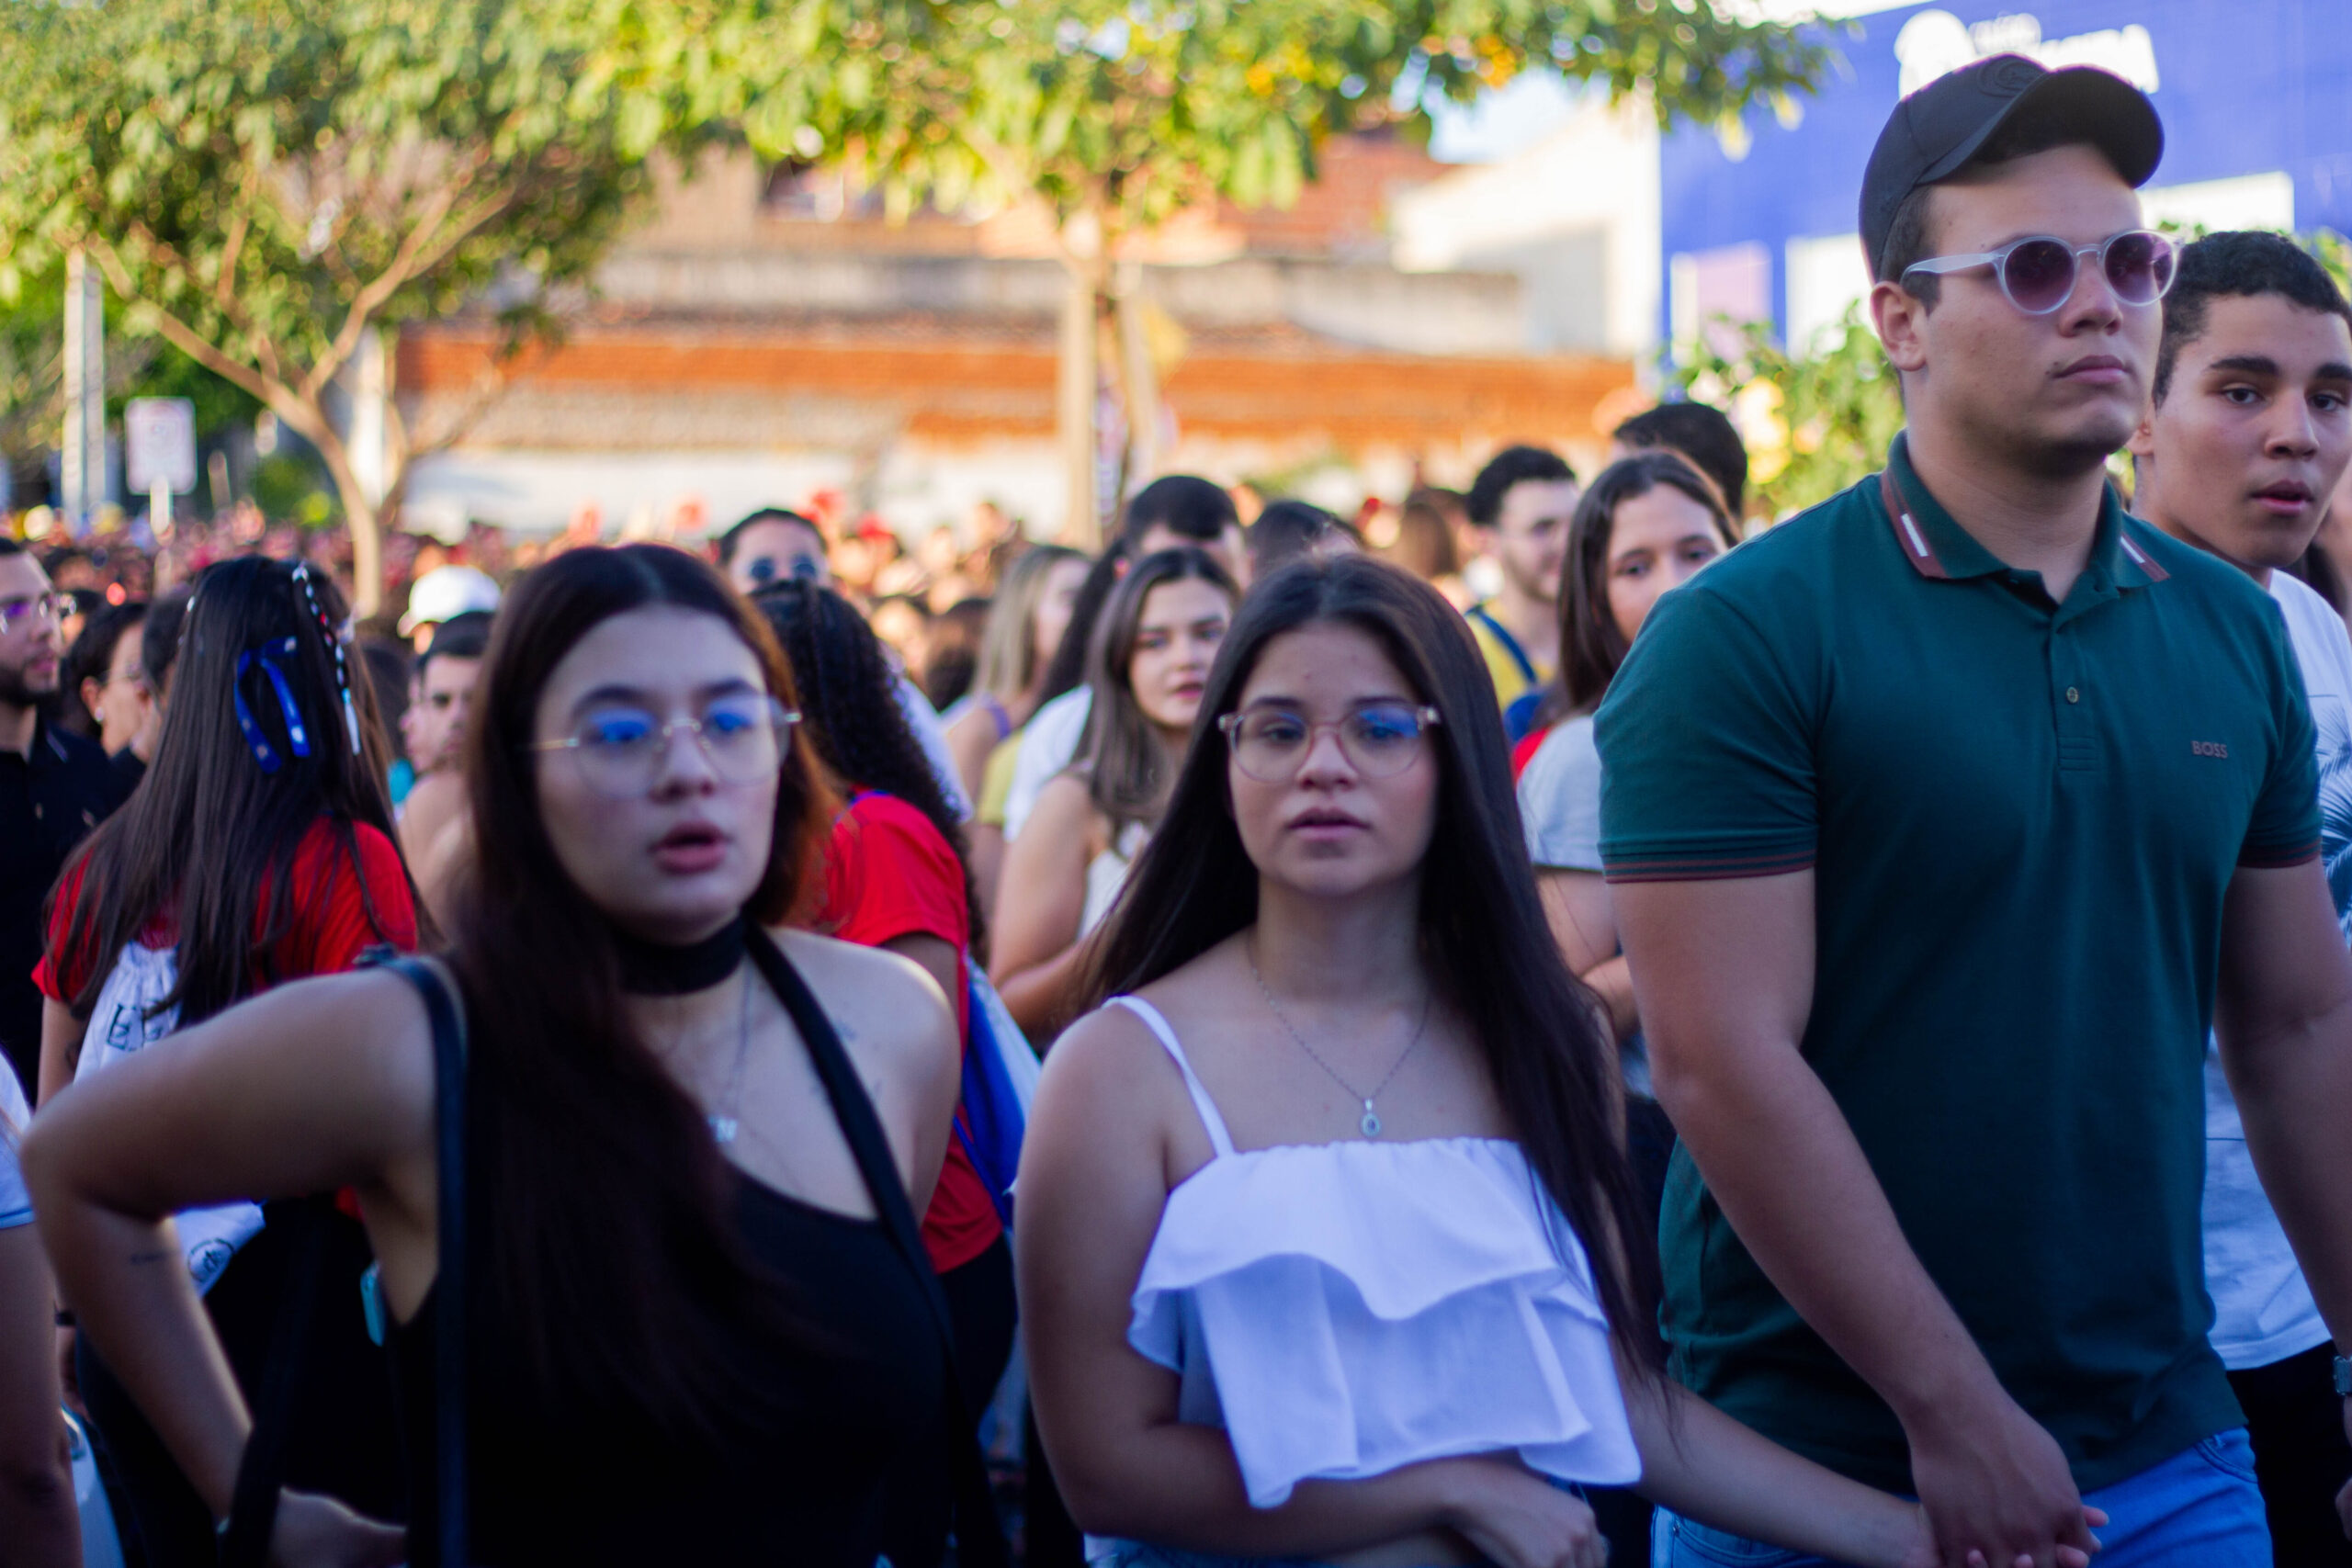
[1079,822,1149,936]
[1111,995,1641,1509]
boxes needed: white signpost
[124,398,198,542]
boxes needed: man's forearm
[2226,997,2352,1356]
[1655,1034,2003,1427]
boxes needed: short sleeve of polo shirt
[2239,598,2323,869]
[1596,581,1820,883]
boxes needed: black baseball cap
[1860,53,2163,281]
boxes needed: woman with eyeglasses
[34,555,414,1566]
[989,547,1237,1040]
[27,546,965,1565]
[1014,555,2053,1568]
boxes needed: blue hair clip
[234,637,312,774]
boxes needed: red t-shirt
[1510,725,1551,784]
[38,818,419,1008]
[812,791,1002,1274]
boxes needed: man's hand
[1905,1383,2100,1568]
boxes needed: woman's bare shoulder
[766,928,955,1070]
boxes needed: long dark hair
[753,580,988,964]
[49,557,402,1026]
[1079,546,1237,832]
[1088,555,1663,1375]
[445,545,836,1439]
[1544,453,1737,727]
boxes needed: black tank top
[387,1175,945,1564]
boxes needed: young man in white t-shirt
[2132,228,2352,1558]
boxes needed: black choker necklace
[615,917,748,996]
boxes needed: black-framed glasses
[1218,702,1442,783]
[527,695,799,798]
[0,592,74,635]
[1903,229,2177,316]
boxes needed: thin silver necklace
[708,964,754,1145]
[1249,941,1433,1138]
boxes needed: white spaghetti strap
[1110,996,1237,1158]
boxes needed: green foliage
[0,0,704,475]
[711,0,1836,252]
[0,262,260,465]
[1671,306,1905,522]
[250,452,341,527]
[2315,229,2352,299]
[0,0,716,601]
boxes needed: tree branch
[300,163,525,406]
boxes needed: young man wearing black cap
[1600,58,2352,1566]
[2130,230,2352,1563]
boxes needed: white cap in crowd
[398,565,503,636]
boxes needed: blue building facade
[1659,0,2352,352]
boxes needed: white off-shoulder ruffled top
[1113,995,1641,1510]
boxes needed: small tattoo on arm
[128,1248,171,1266]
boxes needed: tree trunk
[298,407,388,617]
[1056,256,1103,548]
[1111,260,1162,503]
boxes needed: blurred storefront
[396,137,1636,541]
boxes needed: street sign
[124,398,198,495]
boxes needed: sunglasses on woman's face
[1902,229,2177,316]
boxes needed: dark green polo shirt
[1595,434,2319,1495]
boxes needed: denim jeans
[1653,1430,2270,1568]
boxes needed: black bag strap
[376,954,471,1568]
[219,1198,332,1567]
[745,928,1009,1568]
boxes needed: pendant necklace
[1249,941,1432,1139]
[708,964,754,1145]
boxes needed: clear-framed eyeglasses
[0,592,74,635]
[1901,229,2177,316]
[1218,702,1442,783]
[527,694,800,798]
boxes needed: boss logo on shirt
[2191,740,2230,759]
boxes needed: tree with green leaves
[1672,305,1905,523]
[712,0,1835,540]
[0,0,704,611]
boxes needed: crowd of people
[0,51,2348,1568]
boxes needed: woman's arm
[22,971,437,1526]
[969,823,1008,927]
[1622,1363,2100,1568]
[0,1225,77,1568]
[989,776,1102,1038]
[1017,1005,1602,1567]
[1535,871,1637,1043]
[36,1004,82,1110]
